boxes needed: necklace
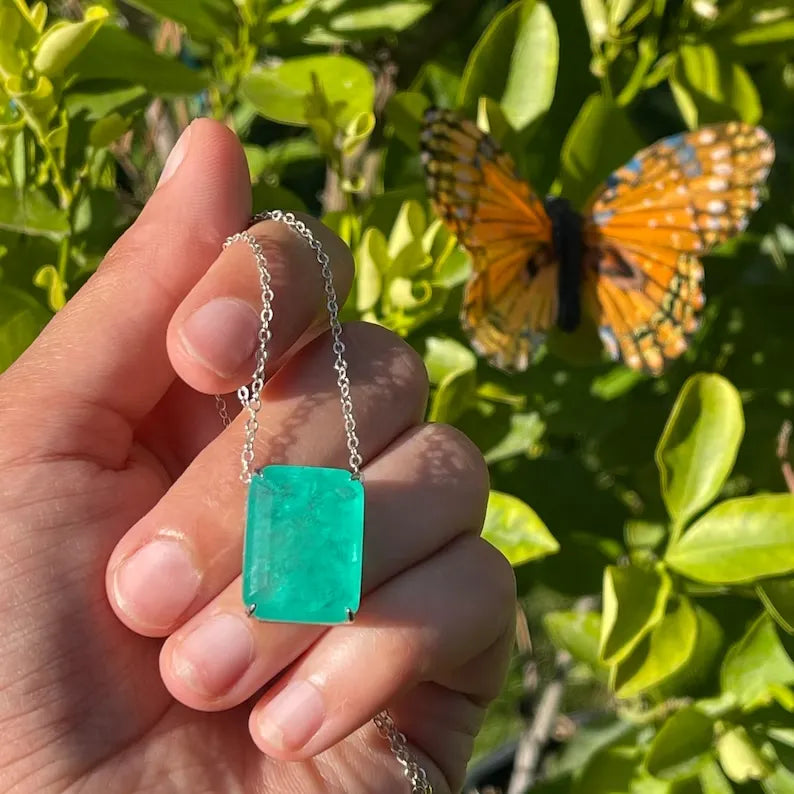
[216,210,433,793]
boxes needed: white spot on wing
[708,177,728,191]
[698,129,717,144]
[713,162,733,176]
[711,145,731,160]
[707,199,728,214]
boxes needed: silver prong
[245,603,256,617]
[345,608,355,623]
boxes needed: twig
[777,420,794,493]
[506,596,598,794]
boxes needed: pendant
[242,465,365,624]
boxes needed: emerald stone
[242,465,365,624]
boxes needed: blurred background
[2,1,794,791]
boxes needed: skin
[0,119,516,794]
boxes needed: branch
[506,596,598,794]
[777,420,794,494]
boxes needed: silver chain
[215,210,432,793]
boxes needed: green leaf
[33,6,108,77]
[666,495,794,585]
[644,707,714,781]
[759,579,794,635]
[123,0,236,42]
[613,596,698,698]
[557,93,645,210]
[721,615,794,708]
[599,565,672,665]
[429,368,477,424]
[717,725,773,783]
[354,227,388,312]
[699,762,733,794]
[250,182,307,214]
[88,112,130,147]
[656,606,725,698]
[388,200,426,260]
[544,610,605,671]
[483,411,546,465]
[670,44,762,128]
[0,187,68,239]
[241,55,374,128]
[656,373,744,536]
[385,91,429,151]
[33,264,67,311]
[330,2,432,33]
[342,111,374,154]
[423,336,476,384]
[0,286,51,373]
[482,491,559,566]
[459,0,559,132]
[67,26,206,95]
[573,745,639,794]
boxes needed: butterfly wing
[420,107,555,370]
[582,122,775,374]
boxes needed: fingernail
[172,613,254,696]
[157,124,191,187]
[179,297,260,377]
[114,539,201,630]
[257,680,326,751]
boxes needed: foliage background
[3,0,794,791]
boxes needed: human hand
[0,119,515,794]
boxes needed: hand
[0,119,515,794]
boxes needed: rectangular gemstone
[242,465,364,624]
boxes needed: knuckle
[344,321,429,412]
[419,423,490,528]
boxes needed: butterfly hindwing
[583,122,774,374]
[420,107,555,370]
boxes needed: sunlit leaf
[241,55,374,127]
[482,491,559,566]
[666,495,794,584]
[644,707,714,781]
[459,0,558,132]
[599,565,672,665]
[656,373,744,536]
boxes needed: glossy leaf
[666,495,794,585]
[613,597,698,698]
[482,491,559,566]
[558,93,645,210]
[644,707,714,781]
[599,565,672,665]
[330,2,433,33]
[670,44,762,128]
[459,0,558,132]
[544,610,605,671]
[656,374,744,536]
[573,745,639,794]
[423,336,476,384]
[385,91,429,151]
[241,55,374,127]
[721,615,794,708]
[33,6,108,77]
[355,227,388,312]
[0,286,51,373]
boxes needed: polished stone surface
[243,465,364,624]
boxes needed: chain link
[215,210,431,793]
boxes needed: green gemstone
[242,465,364,624]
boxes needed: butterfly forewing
[421,107,556,370]
[583,121,774,374]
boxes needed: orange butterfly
[420,108,775,374]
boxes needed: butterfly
[420,107,775,374]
